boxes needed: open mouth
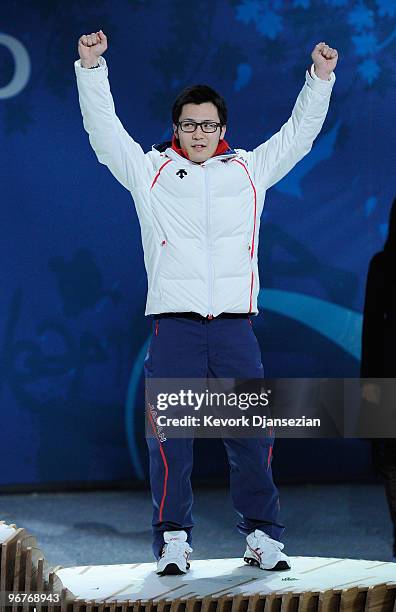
[192,145,206,150]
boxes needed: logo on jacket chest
[176,169,188,179]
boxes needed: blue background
[1,0,395,488]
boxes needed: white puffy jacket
[74,57,335,317]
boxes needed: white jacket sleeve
[251,64,336,190]
[74,56,151,190]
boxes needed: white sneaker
[244,529,291,571]
[156,530,193,575]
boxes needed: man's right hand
[78,30,108,68]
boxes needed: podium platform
[1,521,396,611]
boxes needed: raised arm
[250,42,338,190]
[75,30,151,191]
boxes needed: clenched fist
[311,42,338,80]
[78,30,108,68]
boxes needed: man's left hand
[311,42,338,80]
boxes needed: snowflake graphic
[357,57,380,84]
[236,1,283,39]
[234,63,253,91]
[235,0,262,24]
[375,0,396,18]
[233,0,394,87]
[257,9,283,38]
[352,31,379,56]
[345,0,395,85]
[347,3,374,31]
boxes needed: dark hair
[172,84,227,126]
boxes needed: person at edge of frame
[74,30,338,575]
[361,196,396,563]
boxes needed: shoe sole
[244,556,290,571]
[157,562,190,576]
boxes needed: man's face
[173,102,227,163]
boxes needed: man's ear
[173,123,178,136]
[220,125,227,140]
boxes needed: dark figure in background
[361,196,396,562]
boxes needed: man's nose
[192,126,206,137]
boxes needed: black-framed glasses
[178,120,222,133]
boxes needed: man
[75,30,338,575]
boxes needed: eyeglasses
[178,120,222,133]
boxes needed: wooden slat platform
[1,520,395,612]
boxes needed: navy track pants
[144,315,285,559]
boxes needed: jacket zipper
[203,166,214,318]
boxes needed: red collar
[171,135,231,160]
